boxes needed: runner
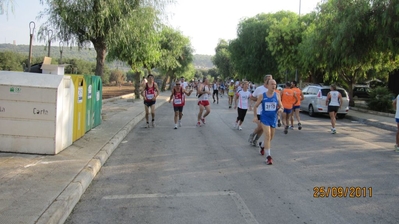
[141,74,160,128]
[234,81,252,130]
[228,80,235,108]
[393,94,399,152]
[280,82,298,134]
[219,80,225,97]
[289,81,304,130]
[248,74,273,146]
[212,79,219,104]
[253,79,283,165]
[197,77,211,127]
[275,88,282,127]
[325,84,342,134]
[169,80,193,129]
[180,76,188,90]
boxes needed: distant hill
[0,44,214,69]
[193,54,214,69]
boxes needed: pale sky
[1,0,322,55]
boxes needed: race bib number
[229,89,234,93]
[147,94,154,99]
[174,99,182,104]
[264,102,277,111]
[203,95,208,100]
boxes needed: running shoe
[289,126,294,130]
[178,120,182,127]
[201,118,206,124]
[266,156,273,165]
[252,140,258,147]
[146,122,150,128]
[331,129,336,134]
[229,105,232,109]
[238,126,242,130]
[234,122,238,129]
[174,125,178,129]
[151,121,155,128]
[277,120,281,127]
[284,126,288,134]
[196,121,201,127]
[248,133,255,143]
[298,122,302,130]
[258,142,264,155]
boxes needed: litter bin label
[88,85,92,99]
[10,86,21,94]
[78,87,83,103]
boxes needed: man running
[234,81,252,130]
[326,84,342,134]
[197,77,211,127]
[280,82,298,134]
[212,79,219,104]
[141,74,160,128]
[169,80,193,129]
[228,80,235,108]
[289,81,304,130]
[393,94,399,152]
[253,79,283,165]
[248,74,273,146]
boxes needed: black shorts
[144,101,156,107]
[328,106,339,113]
[213,90,219,95]
[173,106,183,112]
[237,107,248,121]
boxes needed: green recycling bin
[91,75,102,128]
[84,74,93,133]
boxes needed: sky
[1,0,322,55]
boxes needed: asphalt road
[65,94,398,224]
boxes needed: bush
[366,87,394,113]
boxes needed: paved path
[0,92,396,224]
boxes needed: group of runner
[141,73,399,163]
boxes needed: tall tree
[212,39,234,80]
[229,13,278,82]
[38,0,171,78]
[0,0,14,17]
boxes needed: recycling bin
[67,75,87,142]
[0,71,74,154]
[84,75,93,133]
[91,75,102,128]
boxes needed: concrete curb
[346,114,397,133]
[350,107,395,118]
[36,94,168,224]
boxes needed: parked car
[300,84,350,118]
[277,84,286,91]
[352,86,371,99]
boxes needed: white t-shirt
[237,90,252,109]
[252,85,268,115]
[395,95,399,119]
[181,81,188,90]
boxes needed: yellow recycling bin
[67,75,87,142]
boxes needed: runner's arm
[325,93,331,106]
[154,83,160,98]
[393,97,397,110]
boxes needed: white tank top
[237,90,251,109]
[395,95,399,119]
[329,90,340,106]
[199,85,210,101]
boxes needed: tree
[212,39,234,80]
[157,26,192,91]
[229,13,278,82]
[38,0,171,78]
[106,6,161,98]
[0,0,14,17]
[109,69,126,86]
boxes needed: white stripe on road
[102,191,259,224]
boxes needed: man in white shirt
[248,74,272,146]
[180,76,188,90]
[393,94,399,152]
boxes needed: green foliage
[109,69,126,85]
[367,87,394,113]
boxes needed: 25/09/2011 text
[313,186,372,198]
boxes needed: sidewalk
[347,107,397,132]
[0,93,396,224]
[0,92,170,224]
